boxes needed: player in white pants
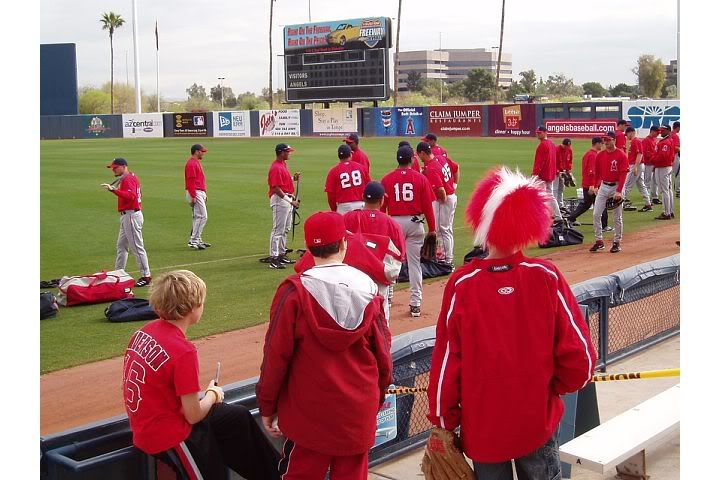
[187,190,208,246]
[267,143,300,269]
[622,127,652,211]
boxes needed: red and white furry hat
[465,166,553,252]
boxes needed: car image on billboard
[327,23,361,46]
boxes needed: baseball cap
[649,125,660,132]
[344,133,360,144]
[416,141,432,154]
[624,126,636,134]
[338,144,352,159]
[397,145,414,163]
[617,119,628,126]
[304,211,347,248]
[536,126,547,133]
[191,144,207,154]
[562,138,572,146]
[602,130,616,139]
[659,124,671,131]
[275,143,295,154]
[591,136,603,145]
[422,133,437,142]
[398,140,411,148]
[672,121,680,129]
[107,157,128,168]
[363,181,385,201]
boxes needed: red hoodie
[427,251,596,462]
[256,267,392,456]
[532,139,557,181]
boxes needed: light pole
[439,32,443,104]
[218,77,226,109]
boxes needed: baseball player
[615,119,628,153]
[398,140,421,172]
[267,143,300,269]
[123,270,281,480]
[422,133,460,189]
[532,126,562,222]
[325,144,369,214]
[565,137,609,230]
[417,141,458,265]
[381,145,437,317]
[427,167,596,480]
[670,121,681,198]
[642,126,661,205]
[654,125,676,221]
[344,133,371,176]
[102,157,151,288]
[622,127,653,212]
[589,131,629,253]
[257,211,392,480]
[185,144,211,250]
[554,138,573,210]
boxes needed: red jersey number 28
[394,183,414,202]
[123,355,146,413]
[340,170,363,189]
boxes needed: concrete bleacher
[368,335,680,480]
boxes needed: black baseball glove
[421,233,438,261]
[606,197,625,211]
[562,171,577,188]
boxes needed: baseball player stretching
[622,127,653,212]
[325,144,369,214]
[532,126,562,222]
[654,125,676,221]
[589,131,629,253]
[267,143,300,269]
[642,126,661,205]
[381,145,437,317]
[185,144,211,250]
[102,158,151,287]
[417,141,458,265]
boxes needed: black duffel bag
[105,298,158,323]
[463,246,489,264]
[41,292,58,320]
[539,221,584,248]
[397,259,454,283]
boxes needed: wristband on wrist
[205,388,219,402]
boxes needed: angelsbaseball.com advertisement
[544,119,616,137]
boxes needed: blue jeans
[473,430,561,480]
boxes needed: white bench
[559,384,680,480]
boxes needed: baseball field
[40,136,680,374]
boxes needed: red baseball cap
[343,133,359,144]
[304,211,347,248]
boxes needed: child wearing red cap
[256,211,393,479]
[427,167,596,480]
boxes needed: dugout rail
[40,254,680,479]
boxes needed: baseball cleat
[410,305,421,317]
[200,242,212,248]
[269,258,286,269]
[639,205,653,212]
[602,226,614,232]
[651,198,662,205]
[278,255,295,264]
[589,241,605,252]
[189,243,206,250]
[135,277,152,288]
[654,213,673,220]
[610,242,621,253]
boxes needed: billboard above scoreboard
[284,17,391,53]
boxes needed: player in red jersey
[267,143,300,269]
[102,157,152,288]
[654,125,676,220]
[123,270,281,480]
[185,144,211,250]
[641,126,661,205]
[399,140,421,172]
[554,138,573,211]
[589,131,629,253]
[621,127,652,212]
[381,146,437,317]
[670,121,680,198]
[422,133,460,188]
[565,137,609,229]
[427,167,595,478]
[532,126,562,222]
[344,133,371,176]
[325,144,370,213]
[615,119,628,152]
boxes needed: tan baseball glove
[421,233,438,261]
[421,427,474,480]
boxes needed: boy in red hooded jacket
[427,167,596,480]
[257,211,393,480]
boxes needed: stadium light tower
[218,77,226,109]
[131,0,142,113]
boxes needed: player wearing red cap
[532,127,562,222]
[325,144,370,214]
[267,143,300,269]
[427,167,596,478]
[344,133,371,176]
[257,211,392,480]
[381,146,437,317]
[654,125,676,220]
[185,144,211,250]
[102,157,152,287]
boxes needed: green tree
[633,54,666,98]
[100,12,126,114]
[186,83,208,100]
[609,83,637,97]
[518,69,537,93]
[421,79,443,98]
[545,73,583,97]
[406,71,425,92]
[79,87,111,114]
[210,84,237,108]
[447,80,466,100]
[663,85,678,99]
[582,82,608,98]
[505,81,525,101]
[463,68,495,102]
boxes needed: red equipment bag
[56,269,135,307]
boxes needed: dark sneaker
[655,213,672,220]
[269,257,286,269]
[200,242,212,248]
[652,198,662,205]
[189,242,206,250]
[410,305,421,317]
[610,242,621,253]
[279,255,295,265]
[670,213,675,219]
[639,205,653,212]
[135,277,152,288]
[602,226,614,232]
[589,241,605,252]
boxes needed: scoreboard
[283,17,392,103]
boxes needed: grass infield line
[126,252,268,274]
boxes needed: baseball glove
[421,233,438,261]
[421,427,474,480]
[606,197,625,211]
[562,171,577,188]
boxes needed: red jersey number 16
[394,183,414,202]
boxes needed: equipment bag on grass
[397,259,453,282]
[539,221,584,248]
[56,269,135,306]
[40,292,58,320]
[105,298,158,323]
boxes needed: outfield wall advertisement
[173,112,209,137]
[311,108,358,136]
[213,111,251,137]
[623,100,680,136]
[428,106,482,137]
[544,119,616,137]
[81,115,121,139]
[122,113,163,138]
[487,104,536,137]
[374,107,425,137]
[258,109,301,136]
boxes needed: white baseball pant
[392,215,425,308]
[553,174,565,208]
[643,165,658,199]
[336,201,364,214]
[186,190,208,245]
[672,155,680,194]
[593,183,623,243]
[622,164,651,206]
[116,210,151,277]
[432,194,457,264]
[269,195,294,257]
[543,180,562,219]
[655,166,675,216]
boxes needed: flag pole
[131,0,142,113]
[155,20,160,112]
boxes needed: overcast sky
[40,0,678,100]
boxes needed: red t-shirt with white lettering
[325,161,370,207]
[123,319,200,454]
[268,159,295,198]
[113,173,142,211]
[380,167,436,231]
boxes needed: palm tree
[100,12,126,114]
[494,0,506,104]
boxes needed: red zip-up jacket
[256,270,392,456]
[184,157,206,199]
[641,136,657,165]
[580,149,598,189]
[532,139,557,181]
[655,136,676,168]
[113,173,142,211]
[427,252,596,462]
[556,145,573,172]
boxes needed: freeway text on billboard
[544,119,616,137]
[213,111,251,137]
[122,113,163,138]
[311,108,358,136]
[258,110,301,137]
[428,106,482,137]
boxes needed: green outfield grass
[40,136,679,373]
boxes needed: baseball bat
[384,368,680,395]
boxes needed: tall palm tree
[100,12,126,114]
